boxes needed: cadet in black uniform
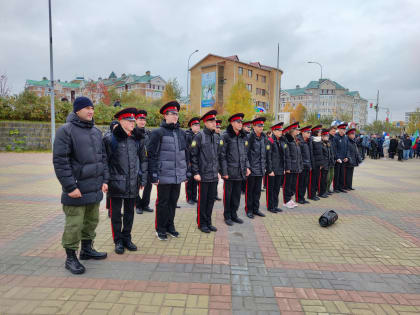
[241,121,252,194]
[308,125,323,200]
[333,123,349,193]
[135,110,154,214]
[220,113,250,226]
[344,128,362,190]
[104,108,147,254]
[185,117,200,205]
[266,122,288,213]
[282,122,302,209]
[190,110,221,233]
[214,119,223,201]
[245,117,272,219]
[319,128,333,197]
[296,125,312,204]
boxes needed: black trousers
[110,197,135,243]
[296,168,309,202]
[156,184,181,234]
[245,175,263,214]
[344,167,354,189]
[136,180,152,209]
[398,150,403,161]
[223,180,241,220]
[241,180,246,193]
[308,166,320,198]
[106,194,110,209]
[197,181,218,228]
[186,178,198,202]
[266,174,283,210]
[283,173,298,203]
[333,163,345,190]
[319,168,329,195]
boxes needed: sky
[1,0,420,122]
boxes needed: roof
[282,88,308,96]
[26,79,80,89]
[305,79,346,90]
[189,53,283,73]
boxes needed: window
[261,75,266,83]
[146,84,151,88]
[152,85,155,89]
[248,70,252,77]
[256,88,261,95]
[247,84,252,92]
[261,89,266,96]
[238,67,243,75]
[256,74,259,81]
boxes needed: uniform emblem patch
[266,145,270,150]
[220,140,224,146]
[283,143,287,149]
[191,140,197,147]
[245,141,248,146]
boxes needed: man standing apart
[333,123,348,193]
[191,110,220,233]
[53,96,108,275]
[148,101,189,240]
[220,113,250,226]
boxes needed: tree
[282,102,293,113]
[291,103,306,122]
[364,120,401,135]
[225,80,254,120]
[0,73,10,98]
[407,108,420,135]
[162,78,182,104]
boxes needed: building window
[152,85,155,89]
[256,74,259,81]
[238,67,243,75]
[248,70,252,77]
[146,84,150,88]
[247,84,252,92]
[261,76,266,83]
[261,89,266,96]
[256,88,261,95]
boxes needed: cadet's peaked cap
[160,101,180,114]
[252,117,266,126]
[188,117,200,127]
[216,119,222,126]
[337,122,348,129]
[299,125,312,132]
[346,128,356,135]
[321,128,330,135]
[283,121,300,132]
[136,109,147,119]
[311,125,322,132]
[201,110,217,122]
[271,122,284,131]
[242,121,251,126]
[228,113,244,122]
[114,107,137,121]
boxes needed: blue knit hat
[73,96,93,113]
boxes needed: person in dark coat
[370,135,378,159]
[190,110,221,233]
[296,125,312,204]
[53,96,108,275]
[403,134,412,160]
[389,136,398,159]
[282,122,302,209]
[241,121,252,194]
[135,110,153,214]
[245,117,272,219]
[214,119,223,201]
[343,128,362,190]
[185,117,201,205]
[220,113,250,225]
[266,122,289,212]
[327,126,337,194]
[105,120,119,218]
[319,129,333,197]
[333,123,349,192]
[308,125,323,200]
[104,108,147,254]
[147,101,189,240]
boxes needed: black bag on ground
[319,210,338,227]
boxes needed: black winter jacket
[284,133,303,173]
[321,140,335,168]
[53,112,109,206]
[268,135,289,175]
[334,133,348,160]
[345,138,362,167]
[190,127,221,182]
[311,137,325,168]
[147,120,189,184]
[103,124,147,198]
[247,131,272,176]
[220,125,250,180]
[297,134,312,170]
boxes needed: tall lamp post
[307,61,323,118]
[307,61,323,79]
[48,0,55,145]
[186,49,199,110]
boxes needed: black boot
[65,249,85,275]
[80,240,107,260]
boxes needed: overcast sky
[1,0,419,122]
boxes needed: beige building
[189,54,283,115]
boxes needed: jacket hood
[66,112,94,128]
[226,124,247,138]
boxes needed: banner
[201,72,216,108]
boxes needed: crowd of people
[53,96,364,275]
[355,133,420,161]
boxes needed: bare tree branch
[0,73,11,97]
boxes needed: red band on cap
[203,115,216,122]
[189,120,200,126]
[253,120,264,126]
[300,128,311,132]
[321,131,329,135]
[163,106,178,114]
[135,114,146,118]
[312,127,321,132]
[231,116,242,122]
[271,125,283,130]
[118,113,135,120]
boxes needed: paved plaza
[0,153,420,314]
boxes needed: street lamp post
[307,61,323,79]
[307,61,323,120]
[186,49,199,110]
[48,0,55,145]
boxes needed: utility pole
[48,0,55,145]
[375,89,379,122]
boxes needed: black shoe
[328,189,334,194]
[303,200,310,204]
[79,240,107,260]
[199,226,211,233]
[156,232,168,241]
[123,240,137,251]
[187,200,195,205]
[143,206,154,212]
[327,192,332,195]
[267,208,277,213]
[246,212,254,219]
[309,197,320,201]
[192,199,198,203]
[254,211,265,217]
[115,240,124,254]
[319,194,328,198]
[209,225,218,232]
[168,230,179,238]
[136,207,143,214]
[215,197,222,201]
[297,200,305,204]
[339,189,347,193]
[333,190,341,193]
[275,207,283,212]
[225,219,234,226]
[348,187,355,190]
[176,205,181,208]
[232,217,243,224]
[65,249,85,275]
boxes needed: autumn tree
[407,108,420,135]
[225,80,254,120]
[162,78,182,104]
[291,103,306,122]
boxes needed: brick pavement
[0,153,420,314]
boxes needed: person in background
[389,135,398,159]
[403,134,412,160]
[343,128,362,190]
[185,117,201,205]
[383,135,390,160]
[397,136,404,162]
